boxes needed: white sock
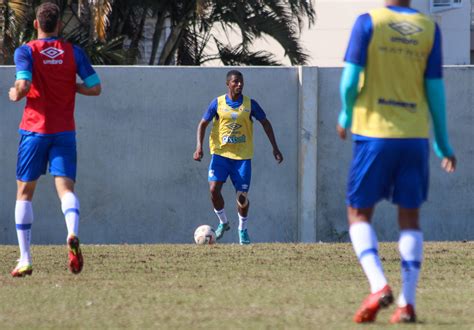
[61,192,80,239]
[397,230,423,308]
[15,200,34,264]
[238,213,248,231]
[349,222,388,293]
[214,208,228,224]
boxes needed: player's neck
[386,0,410,7]
[227,92,242,101]
[38,32,59,39]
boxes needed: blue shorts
[16,132,77,182]
[208,154,251,192]
[347,138,429,209]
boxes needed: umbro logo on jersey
[226,123,242,130]
[40,47,64,64]
[389,22,423,36]
[41,47,64,59]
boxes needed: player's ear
[33,19,39,31]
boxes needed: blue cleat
[215,222,230,240]
[239,229,250,245]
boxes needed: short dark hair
[226,70,243,81]
[36,2,60,33]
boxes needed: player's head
[34,2,61,34]
[226,70,244,96]
[385,0,410,6]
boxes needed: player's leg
[347,140,395,322]
[12,134,49,277]
[230,159,251,245]
[349,208,393,323]
[50,133,83,274]
[12,180,38,277]
[208,155,230,239]
[390,139,428,323]
[390,208,420,323]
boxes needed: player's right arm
[9,45,32,102]
[193,98,217,161]
[424,23,456,173]
[337,13,372,140]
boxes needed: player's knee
[236,191,248,208]
[209,185,221,199]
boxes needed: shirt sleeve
[14,45,33,81]
[424,23,443,79]
[202,98,218,121]
[73,45,100,87]
[250,99,267,121]
[344,13,373,67]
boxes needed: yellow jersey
[352,7,435,138]
[209,95,254,160]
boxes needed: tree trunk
[129,7,147,54]
[158,19,186,65]
[0,0,7,64]
[148,12,165,65]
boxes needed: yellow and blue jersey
[344,6,442,139]
[203,94,266,160]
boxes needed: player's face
[227,75,244,96]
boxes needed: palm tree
[0,0,316,66]
[135,0,316,65]
[0,0,124,64]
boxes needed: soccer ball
[194,225,216,245]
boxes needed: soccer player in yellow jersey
[337,0,456,324]
[194,70,283,244]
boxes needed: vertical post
[297,66,318,242]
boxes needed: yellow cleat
[11,263,33,277]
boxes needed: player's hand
[9,87,19,102]
[441,155,456,173]
[274,149,283,164]
[336,124,347,140]
[193,148,203,162]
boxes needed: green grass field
[0,242,472,329]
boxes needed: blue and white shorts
[347,137,429,209]
[208,154,251,192]
[16,131,77,182]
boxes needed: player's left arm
[252,100,283,163]
[424,23,456,173]
[74,45,101,96]
[9,45,32,102]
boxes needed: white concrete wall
[255,0,472,66]
[0,66,472,244]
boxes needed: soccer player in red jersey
[9,2,101,277]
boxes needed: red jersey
[20,39,77,134]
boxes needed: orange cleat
[390,304,416,323]
[67,235,84,274]
[11,262,33,278]
[353,285,394,323]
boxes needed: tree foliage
[0,0,315,66]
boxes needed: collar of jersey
[225,94,243,108]
[38,36,60,41]
[386,5,419,14]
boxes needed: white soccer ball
[194,225,216,245]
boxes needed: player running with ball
[194,70,283,245]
